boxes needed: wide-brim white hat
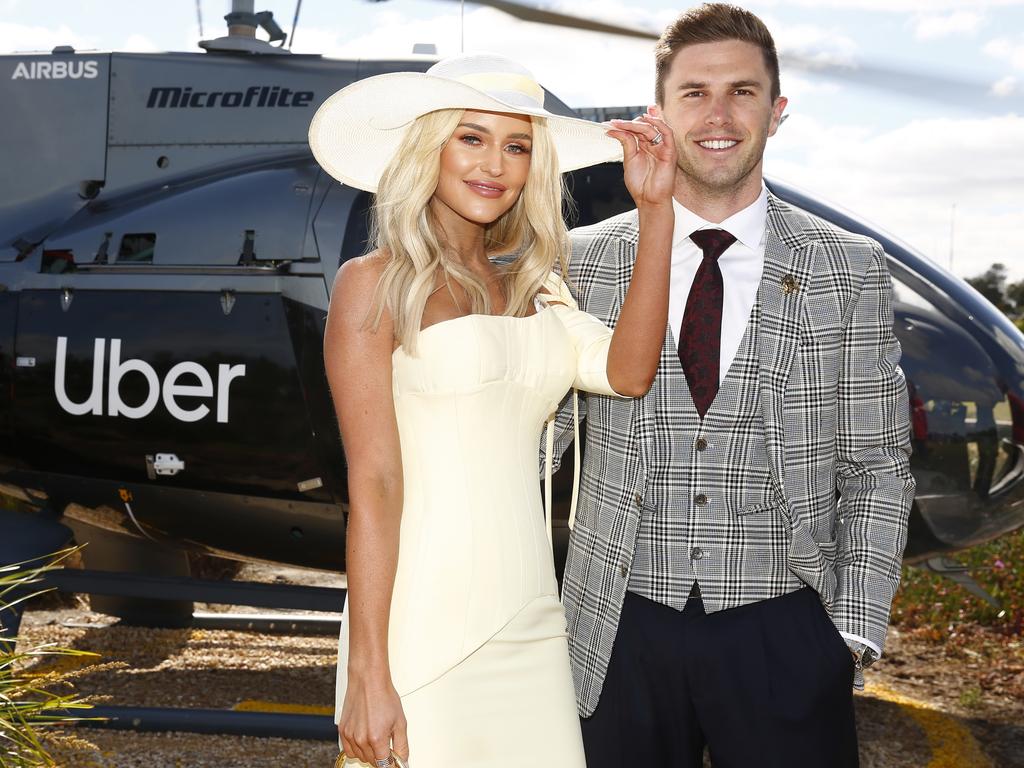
[308,52,623,193]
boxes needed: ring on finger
[649,131,663,146]
[374,758,394,768]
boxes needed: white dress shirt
[667,185,880,659]
[668,187,767,383]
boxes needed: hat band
[454,72,545,107]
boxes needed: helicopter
[1,0,1023,647]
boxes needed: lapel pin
[781,274,799,295]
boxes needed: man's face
[654,39,787,196]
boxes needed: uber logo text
[54,337,246,423]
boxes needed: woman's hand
[606,113,676,211]
[338,669,409,766]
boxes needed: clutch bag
[335,751,408,768]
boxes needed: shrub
[891,529,1024,637]
[1,549,105,767]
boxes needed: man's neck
[673,174,764,224]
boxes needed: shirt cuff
[839,631,882,660]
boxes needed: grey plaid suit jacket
[548,192,916,717]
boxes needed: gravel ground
[14,563,1023,768]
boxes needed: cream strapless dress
[335,276,621,767]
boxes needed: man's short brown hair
[655,3,781,104]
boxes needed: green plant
[892,528,1024,637]
[0,549,105,767]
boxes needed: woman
[309,53,675,767]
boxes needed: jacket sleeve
[832,242,916,662]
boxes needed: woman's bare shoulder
[334,250,389,293]
[331,250,391,305]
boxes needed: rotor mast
[199,0,289,55]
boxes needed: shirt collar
[671,183,768,251]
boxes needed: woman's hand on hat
[606,113,675,211]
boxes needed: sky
[3,0,1024,285]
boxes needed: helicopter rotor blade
[420,0,1020,112]
[422,0,659,39]
[438,0,657,39]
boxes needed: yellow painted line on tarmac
[233,699,334,716]
[865,683,992,768]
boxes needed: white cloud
[993,74,1018,95]
[766,113,1024,281]
[985,35,1024,70]
[780,73,842,99]
[913,11,984,40]
[121,33,160,53]
[769,17,859,62]
[0,22,96,53]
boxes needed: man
[548,3,916,766]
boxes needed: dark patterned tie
[679,229,737,417]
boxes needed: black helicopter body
[1,38,1023,630]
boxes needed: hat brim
[308,71,623,193]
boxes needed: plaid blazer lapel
[758,195,819,495]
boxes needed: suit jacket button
[634,492,643,507]
[695,493,708,506]
[619,563,628,578]
[691,546,704,560]
[695,438,708,451]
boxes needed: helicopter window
[40,249,75,274]
[117,233,155,263]
[890,274,937,314]
[888,265,1023,507]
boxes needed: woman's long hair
[367,108,569,354]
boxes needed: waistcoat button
[695,493,708,506]
[695,438,708,451]
[691,546,704,560]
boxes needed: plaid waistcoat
[549,194,916,717]
[627,300,804,611]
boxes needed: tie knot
[690,229,737,262]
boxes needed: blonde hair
[368,108,569,354]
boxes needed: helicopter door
[10,157,342,561]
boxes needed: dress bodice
[337,276,621,701]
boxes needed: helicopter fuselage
[2,48,1024,581]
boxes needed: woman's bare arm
[324,254,409,765]
[604,114,676,397]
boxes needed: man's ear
[767,96,788,137]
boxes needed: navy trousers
[580,587,859,767]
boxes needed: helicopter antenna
[288,0,303,49]
[195,0,204,38]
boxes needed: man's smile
[696,138,740,151]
